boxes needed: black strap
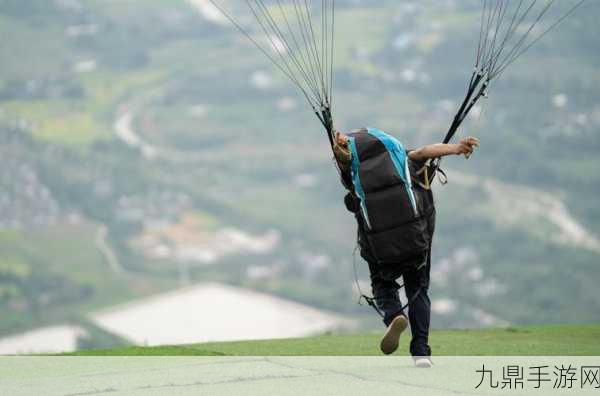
[352,231,426,320]
[442,71,488,145]
[358,295,386,319]
[359,278,423,319]
[420,159,448,187]
[436,166,448,185]
[317,106,334,149]
[352,237,385,317]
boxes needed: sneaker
[380,314,408,355]
[414,357,433,368]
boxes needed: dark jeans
[350,192,435,357]
[366,251,432,357]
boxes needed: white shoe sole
[380,315,408,355]
[414,358,433,368]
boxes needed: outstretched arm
[408,137,479,162]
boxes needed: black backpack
[345,128,432,268]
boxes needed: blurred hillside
[1,0,599,349]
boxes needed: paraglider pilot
[333,128,479,368]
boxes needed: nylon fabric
[347,129,430,264]
[348,135,371,230]
[366,128,417,214]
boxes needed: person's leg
[403,252,432,357]
[367,261,405,326]
[368,261,410,354]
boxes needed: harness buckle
[416,164,431,190]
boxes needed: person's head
[332,130,351,170]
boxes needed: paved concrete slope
[1,357,598,396]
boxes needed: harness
[353,238,426,319]
[415,163,448,190]
[345,128,434,318]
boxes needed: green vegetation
[64,324,600,356]
[0,221,176,337]
[0,0,599,347]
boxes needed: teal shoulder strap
[348,136,371,229]
[366,128,418,215]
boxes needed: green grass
[64,324,600,356]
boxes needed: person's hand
[456,136,479,158]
